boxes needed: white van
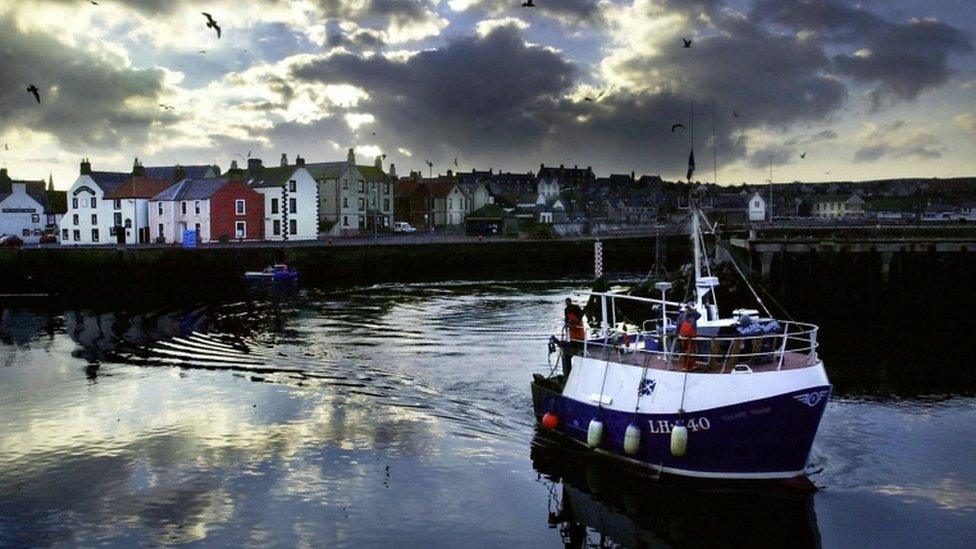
[393,222,417,233]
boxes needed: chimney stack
[280,153,288,167]
[227,160,245,182]
[388,163,396,178]
[347,148,356,165]
[80,158,92,176]
[296,155,305,167]
[132,157,145,177]
[446,169,453,178]
[375,156,383,169]
[173,164,186,182]
[247,158,263,172]
[0,167,7,179]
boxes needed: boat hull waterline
[532,380,831,480]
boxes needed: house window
[81,198,88,208]
[91,197,97,208]
[195,223,201,236]
[289,198,296,213]
[289,180,296,192]
[342,197,348,208]
[158,223,164,237]
[73,214,79,225]
[181,202,187,215]
[342,179,348,190]
[271,198,279,214]
[72,197,78,209]
[384,183,390,194]
[383,199,390,211]
[754,201,760,207]
[22,229,30,237]
[358,198,364,211]
[273,220,281,235]
[114,212,122,226]
[62,229,68,240]
[158,202,163,215]
[91,214,97,225]
[91,229,99,242]
[289,219,297,235]
[235,199,245,214]
[358,180,364,192]
[343,216,349,226]
[195,201,200,214]
[31,214,40,223]
[448,199,453,209]
[114,200,121,210]
[73,229,80,241]
[235,221,246,238]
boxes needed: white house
[808,194,865,218]
[60,159,130,245]
[0,181,47,243]
[748,191,766,222]
[247,155,319,241]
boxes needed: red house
[149,178,265,243]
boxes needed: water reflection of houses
[0,308,54,345]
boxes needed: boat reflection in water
[531,433,822,548]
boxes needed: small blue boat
[243,264,299,283]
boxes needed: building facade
[149,178,264,243]
[247,157,319,241]
[314,149,393,235]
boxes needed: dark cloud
[752,0,973,108]
[456,0,606,27]
[292,26,576,160]
[748,146,796,169]
[0,14,165,151]
[312,0,435,25]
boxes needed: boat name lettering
[722,411,748,421]
[647,417,710,434]
[793,389,830,407]
[749,406,771,415]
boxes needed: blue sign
[182,229,198,248]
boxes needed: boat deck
[578,345,817,373]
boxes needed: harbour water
[1,281,974,547]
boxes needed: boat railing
[576,320,820,372]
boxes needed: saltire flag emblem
[638,378,656,397]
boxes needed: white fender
[670,424,688,457]
[587,419,603,448]
[623,422,641,455]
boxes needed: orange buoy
[541,412,559,430]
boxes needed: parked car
[0,234,24,248]
[393,222,417,233]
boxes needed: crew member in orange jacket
[677,303,701,371]
[564,298,586,341]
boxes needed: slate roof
[105,177,174,199]
[248,166,299,189]
[151,178,230,201]
[144,165,217,180]
[357,166,389,182]
[466,204,514,220]
[304,162,347,180]
[87,172,131,194]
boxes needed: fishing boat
[532,200,831,482]
[242,264,299,283]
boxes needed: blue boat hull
[532,381,831,479]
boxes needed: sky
[0,0,974,190]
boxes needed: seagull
[522,0,535,7]
[26,85,40,103]
[158,103,175,110]
[733,110,739,118]
[90,0,99,5]
[584,96,594,102]
[682,38,692,48]
[454,157,458,167]
[671,123,686,132]
[202,12,221,39]
[198,50,207,54]
[800,152,807,159]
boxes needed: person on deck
[677,303,701,371]
[564,298,586,341]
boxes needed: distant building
[536,164,594,195]
[312,149,393,236]
[394,177,433,230]
[104,167,174,244]
[60,159,130,245]
[0,169,47,243]
[465,204,518,236]
[808,194,864,218]
[748,191,766,222]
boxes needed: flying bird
[682,38,692,48]
[671,123,686,132]
[158,104,175,110]
[733,110,739,118]
[90,0,99,5]
[198,50,207,54]
[584,96,594,102]
[522,0,535,7]
[26,85,40,103]
[800,152,807,159]
[202,12,221,39]
[453,157,458,167]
